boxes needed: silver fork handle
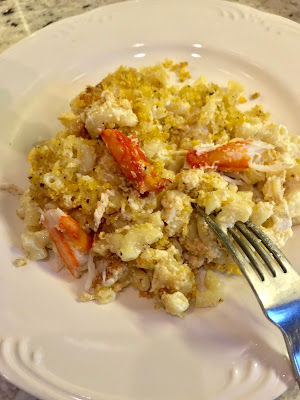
[281,326,300,386]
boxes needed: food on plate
[17,60,300,317]
[99,129,172,193]
[186,140,253,172]
[43,208,93,277]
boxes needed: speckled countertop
[0,0,300,399]
[0,0,300,54]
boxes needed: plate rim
[1,0,299,60]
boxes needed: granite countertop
[0,0,299,399]
[0,0,300,54]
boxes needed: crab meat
[186,140,252,172]
[100,129,172,194]
[43,208,93,278]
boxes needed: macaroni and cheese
[17,61,300,317]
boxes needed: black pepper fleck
[82,4,91,8]
[40,183,44,187]
[11,22,18,27]
[289,13,294,17]
[86,199,90,203]
[2,8,14,16]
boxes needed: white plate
[0,0,299,399]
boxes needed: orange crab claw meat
[58,215,93,253]
[186,140,252,172]
[100,129,172,194]
[43,208,93,278]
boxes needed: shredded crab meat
[0,183,24,196]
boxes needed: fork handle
[282,327,300,387]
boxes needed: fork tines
[192,203,297,282]
[192,203,300,387]
[228,222,287,281]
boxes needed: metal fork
[193,203,300,386]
